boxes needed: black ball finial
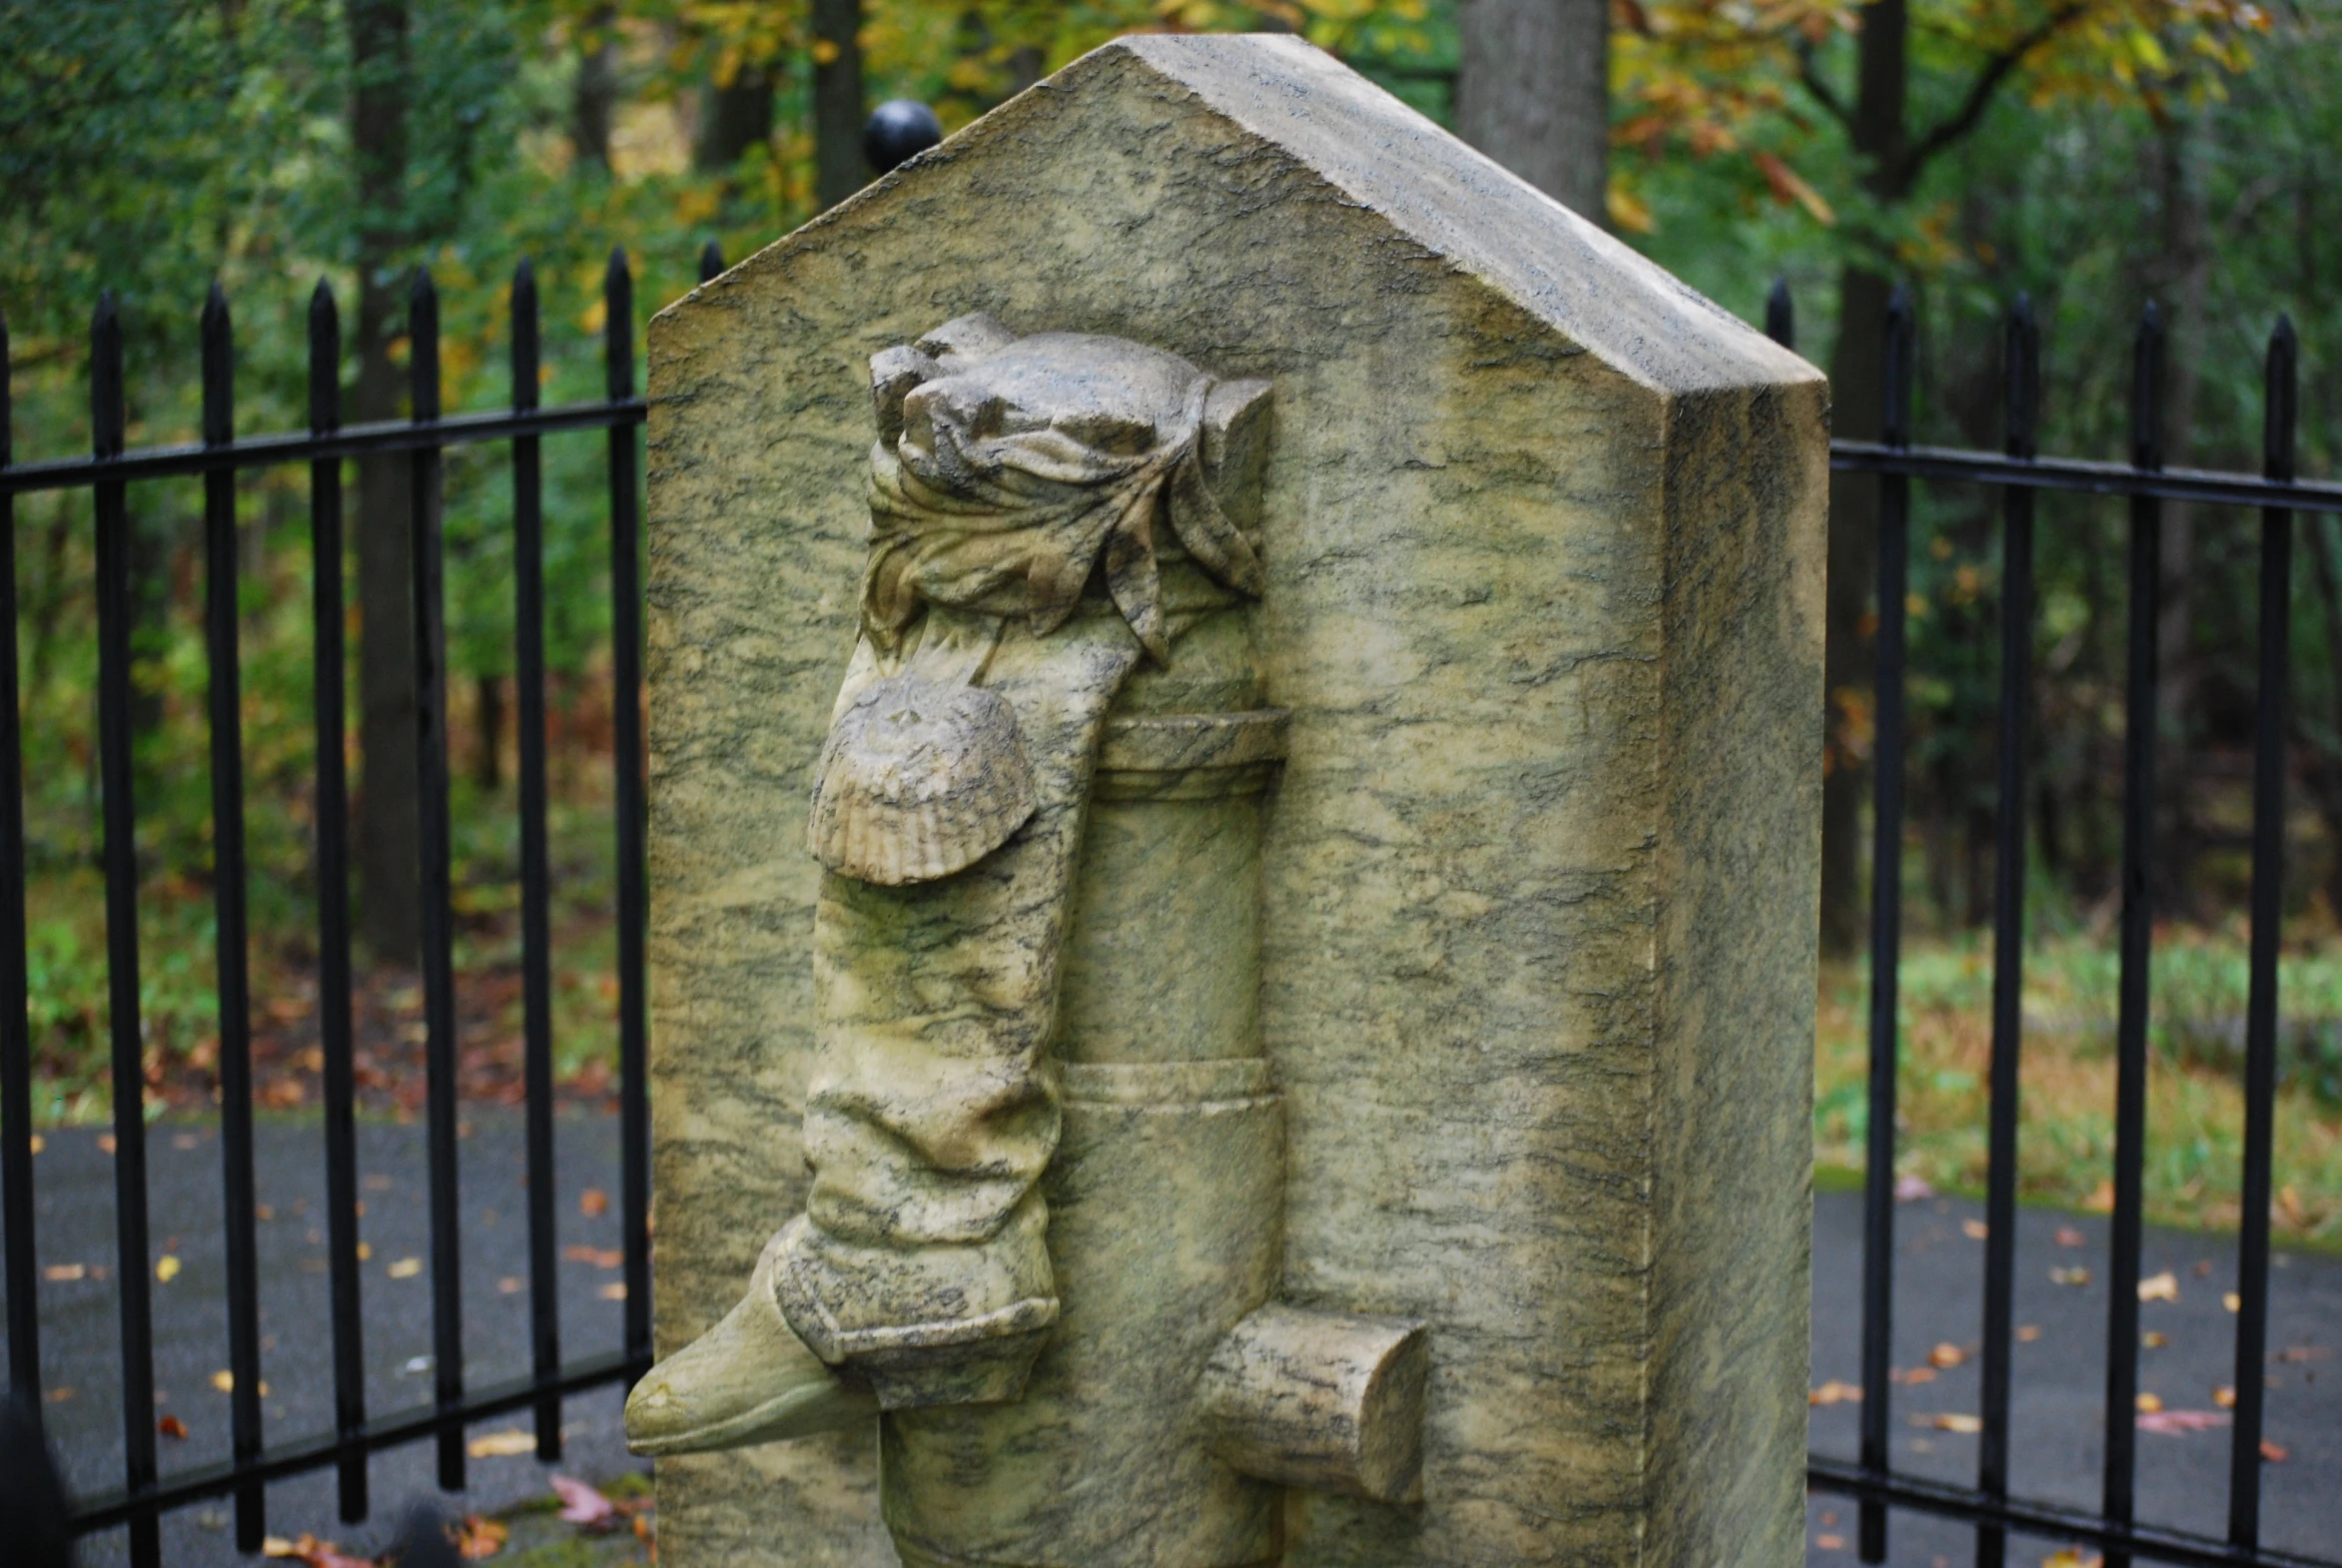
[864,100,943,175]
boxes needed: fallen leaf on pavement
[2137,1408,2229,1434]
[156,1255,181,1282]
[563,1245,623,1268]
[1815,1533,1845,1550]
[389,1257,422,1279]
[579,1187,609,1217]
[2017,1325,2041,1343]
[2041,1551,2102,1568]
[45,1387,72,1403]
[2137,1270,2178,1302]
[2051,1266,2092,1287]
[2262,1440,2289,1462]
[1892,1366,1936,1385]
[1928,1342,1965,1369]
[599,1281,627,1300]
[552,1474,617,1526]
[453,1515,507,1559]
[2135,1393,2162,1413]
[1932,1413,1982,1434]
[2213,1385,2236,1409]
[1809,1380,1862,1406]
[159,1415,188,1439]
[1894,1175,1935,1202]
[1961,1218,1987,1239]
[210,1370,268,1395]
[468,1429,536,1458]
[2055,1226,2087,1248]
[2275,1345,2327,1363]
[2142,1331,2168,1348]
[44,1263,86,1282]
[2223,1291,2241,1312]
[261,1535,374,1568]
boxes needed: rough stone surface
[646,31,1825,1566]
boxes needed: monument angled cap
[648,30,1827,1568]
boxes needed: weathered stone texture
[647,31,1823,1566]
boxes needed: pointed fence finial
[308,279,341,436]
[1883,284,1916,450]
[202,280,234,447]
[698,240,725,285]
[91,290,125,460]
[409,268,440,422]
[604,248,634,401]
[2003,294,2039,461]
[2130,302,2165,472]
[2264,315,2297,486]
[1764,278,1794,351]
[511,259,540,413]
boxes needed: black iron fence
[1,257,2339,1567]
[0,243,733,1564]
[1780,283,2342,1568]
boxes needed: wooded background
[1,0,2337,1114]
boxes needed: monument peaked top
[1094,34,1814,396]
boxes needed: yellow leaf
[2138,1270,2178,1302]
[357,1242,372,1261]
[1928,1342,1965,1369]
[2223,1291,2241,1312]
[2136,1392,2162,1413]
[599,1281,628,1300]
[1607,185,1657,235]
[467,1428,537,1458]
[1933,1413,1982,1434]
[212,1370,235,1392]
[2213,1385,2236,1408]
[389,1256,422,1279]
[156,1255,180,1282]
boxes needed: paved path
[1808,1183,2341,1565]
[7,1120,2337,1565]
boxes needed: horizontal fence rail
[0,244,683,1565]
[1776,286,2336,1568]
[0,262,2336,1567]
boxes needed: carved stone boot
[624,1224,878,1455]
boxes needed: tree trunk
[1818,0,1910,958]
[2150,100,2212,915]
[696,65,776,172]
[1454,0,1610,222]
[571,5,617,173]
[350,0,421,963]
[812,0,865,210]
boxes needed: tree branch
[1897,1,2093,187]
[1796,39,1854,128]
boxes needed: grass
[1817,924,2342,1246]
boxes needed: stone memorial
[636,31,1827,1568]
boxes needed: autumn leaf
[563,1245,622,1268]
[452,1515,508,1560]
[467,1428,537,1458]
[159,1414,188,1439]
[389,1257,423,1279]
[2051,1266,2093,1287]
[2137,1270,2178,1302]
[552,1474,618,1527]
[1928,1342,1966,1369]
[156,1255,181,1282]
[1932,1413,1982,1434]
[580,1187,609,1217]
[2137,1408,2230,1434]
[599,1281,627,1300]
[2262,1440,2290,1462]
[2055,1226,2087,1248]
[1751,150,1836,224]
[1809,1380,1863,1406]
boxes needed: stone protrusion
[1195,1303,1430,1505]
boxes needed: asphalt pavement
[6,1117,2337,1566]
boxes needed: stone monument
[638,32,1827,1568]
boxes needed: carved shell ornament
[809,315,1269,888]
